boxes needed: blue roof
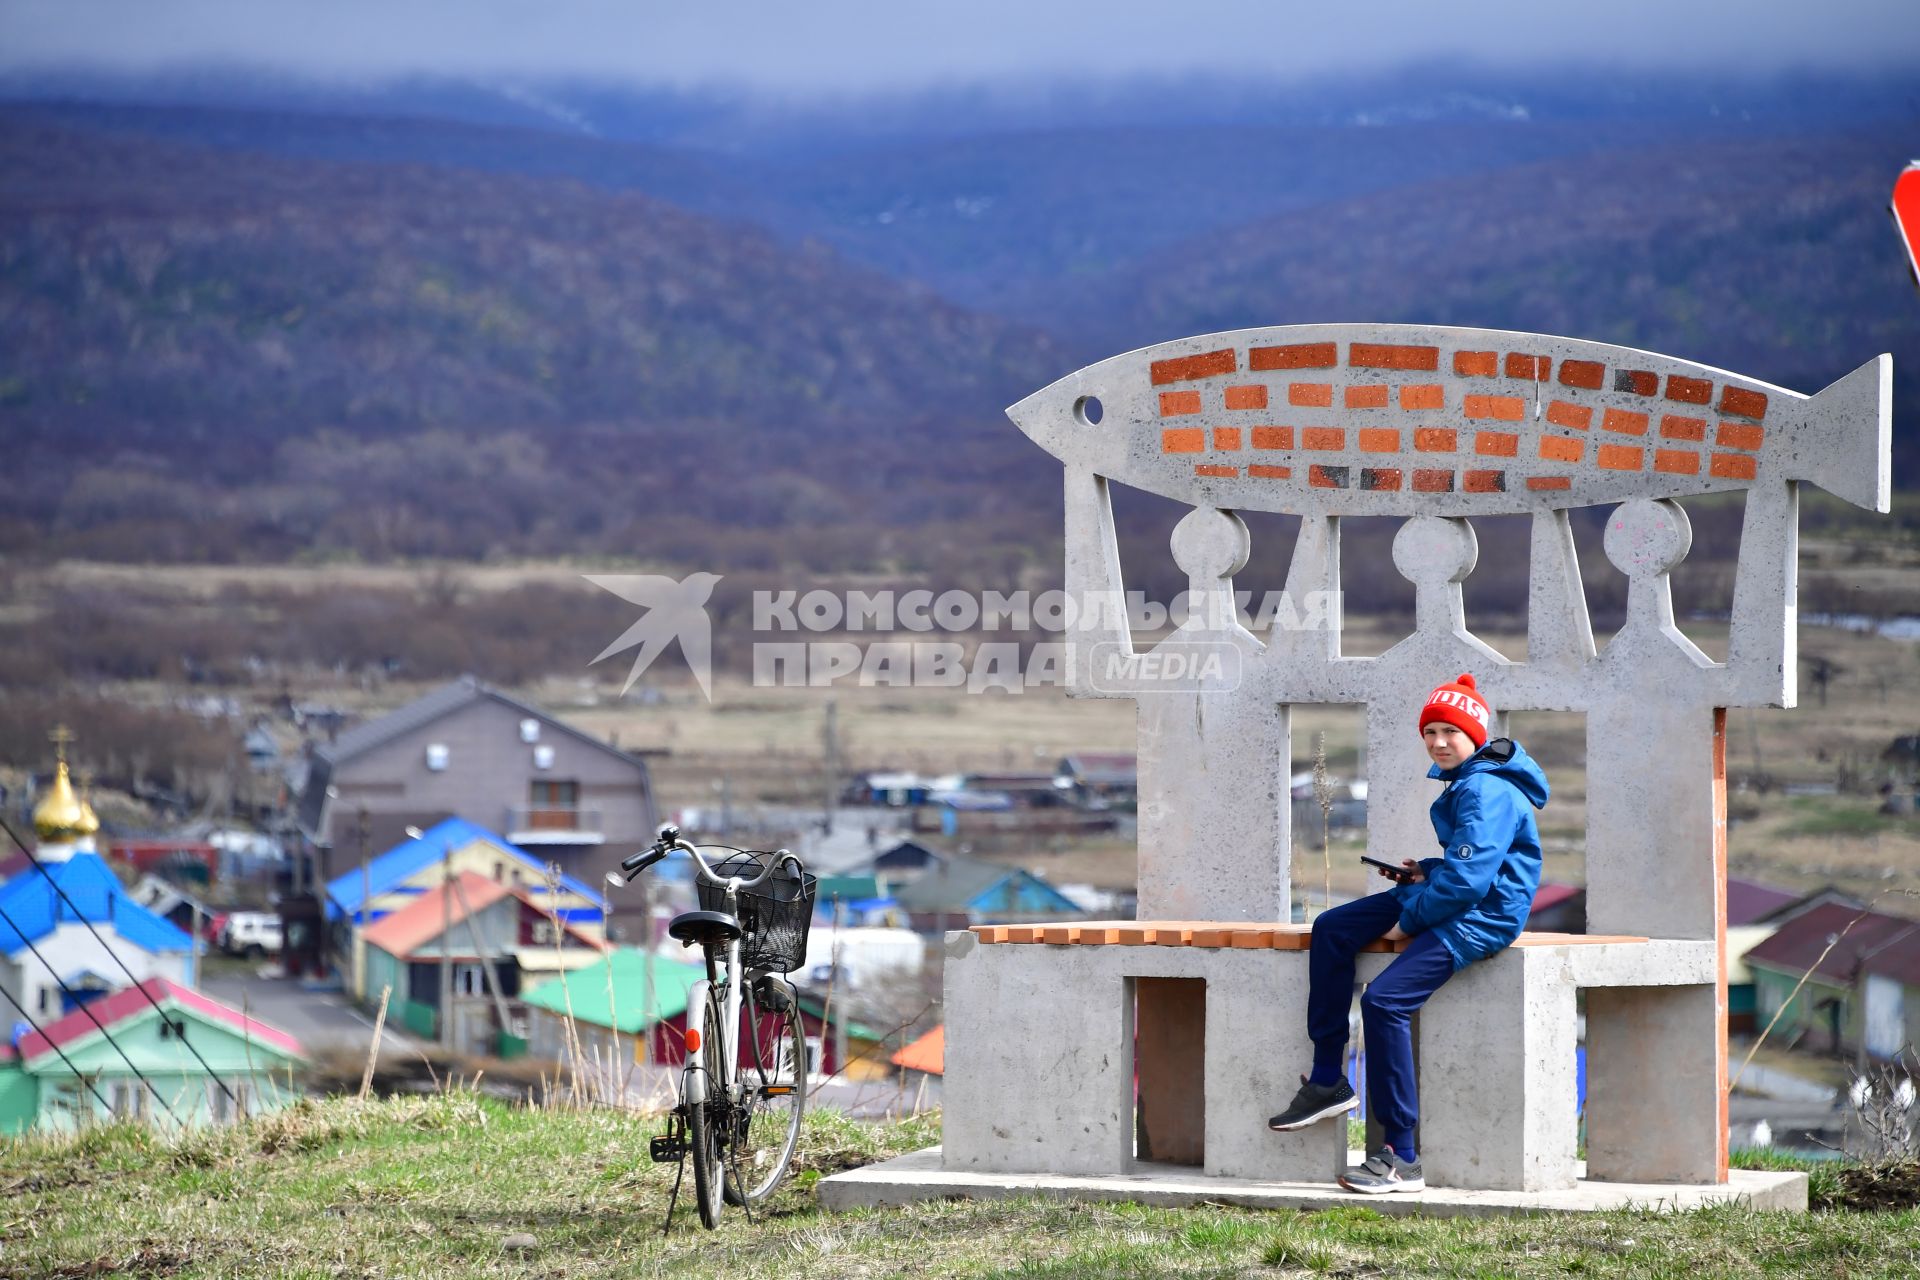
[324,817,605,919]
[0,852,195,957]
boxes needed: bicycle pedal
[650,1135,687,1162]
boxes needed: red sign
[1895,162,1920,288]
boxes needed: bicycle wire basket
[695,853,817,974]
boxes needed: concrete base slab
[819,1147,1808,1218]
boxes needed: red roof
[1742,902,1920,988]
[17,977,302,1064]
[890,1024,944,1075]
[360,870,605,959]
[1725,878,1802,927]
[1530,883,1581,912]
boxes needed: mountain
[1044,128,1920,420]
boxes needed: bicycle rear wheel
[724,979,808,1205]
[686,991,726,1228]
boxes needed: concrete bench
[943,919,1715,1192]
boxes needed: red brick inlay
[1194,464,1238,478]
[1289,382,1333,407]
[1719,386,1769,421]
[1350,342,1439,371]
[1414,427,1458,452]
[1614,369,1659,397]
[1399,384,1446,410]
[1558,359,1605,390]
[1251,426,1294,450]
[1359,428,1401,453]
[1302,427,1346,451]
[1344,384,1389,409]
[1505,353,1550,381]
[1159,390,1202,417]
[1598,444,1644,471]
[1527,476,1573,491]
[1360,468,1403,491]
[1601,408,1650,436]
[1475,430,1519,457]
[1654,449,1701,475]
[1465,394,1525,421]
[1212,427,1243,451]
[1660,414,1707,442]
[1413,469,1455,492]
[1248,463,1292,479]
[1711,452,1758,480]
[1547,400,1593,430]
[1665,374,1712,405]
[1161,428,1205,453]
[1224,384,1269,411]
[1250,342,1338,371]
[1151,348,1237,385]
[1539,436,1584,462]
[1453,351,1498,376]
[1463,469,1507,493]
[1308,464,1350,488]
[1716,422,1765,451]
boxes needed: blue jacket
[1389,738,1549,969]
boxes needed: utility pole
[641,872,657,1062]
[440,835,453,1047]
[822,698,840,833]
[357,807,373,999]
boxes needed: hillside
[1048,128,1920,412]
[0,1094,1912,1279]
[0,115,1066,563]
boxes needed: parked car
[217,912,283,959]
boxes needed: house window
[456,963,486,996]
[426,743,450,771]
[520,718,541,744]
[528,780,581,830]
[533,745,556,770]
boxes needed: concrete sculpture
[828,323,1891,1212]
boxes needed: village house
[1742,901,1920,1060]
[324,817,606,999]
[889,853,1084,935]
[0,978,302,1132]
[297,676,659,890]
[358,871,607,1055]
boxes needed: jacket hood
[1430,737,1550,808]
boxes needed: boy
[1266,673,1549,1194]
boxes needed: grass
[3,1096,1919,1279]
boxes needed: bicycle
[608,824,815,1229]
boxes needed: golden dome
[34,760,100,842]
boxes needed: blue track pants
[1306,891,1457,1157]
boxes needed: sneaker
[1267,1076,1358,1131]
[1337,1148,1425,1194]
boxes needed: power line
[0,898,182,1124]
[0,814,239,1103]
[0,980,116,1120]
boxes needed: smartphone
[1360,855,1415,884]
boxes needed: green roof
[521,948,705,1033]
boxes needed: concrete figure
[937,323,1892,1198]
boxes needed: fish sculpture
[1007,324,1891,514]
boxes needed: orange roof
[890,1024,943,1075]
[361,871,510,957]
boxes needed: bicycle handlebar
[605,823,801,890]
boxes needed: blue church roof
[0,852,195,957]
[324,817,605,919]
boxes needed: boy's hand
[1397,859,1425,884]
[1383,924,1410,942]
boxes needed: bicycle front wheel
[686,992,727,1228]
[724,981,808,1205]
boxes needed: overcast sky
[4,1,1918,93]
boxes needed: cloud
[3,0,1916,92]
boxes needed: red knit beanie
[1419,673,1491,748]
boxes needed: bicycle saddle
[668,909,742,948]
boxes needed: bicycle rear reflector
[685,1027,702,1053]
